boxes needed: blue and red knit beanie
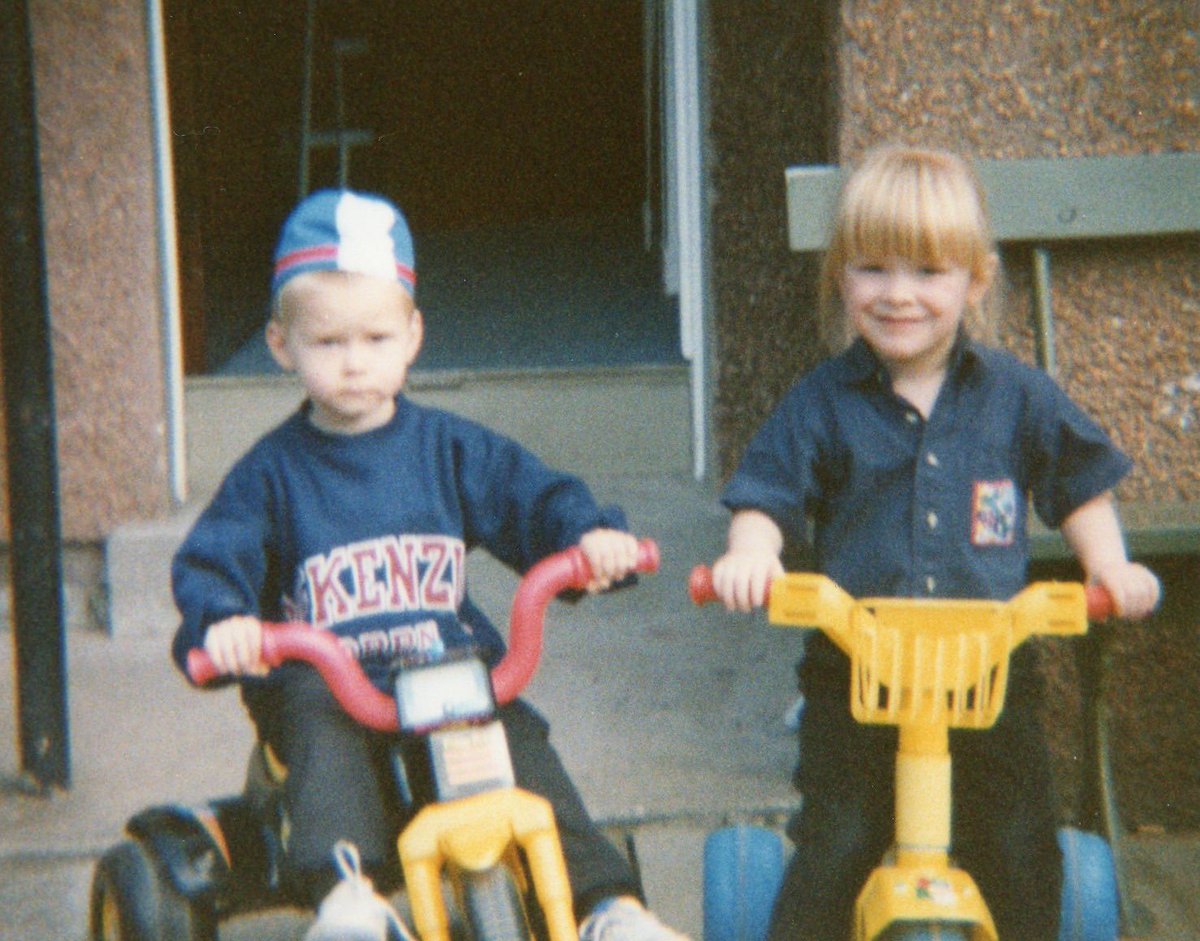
[271,189,416,298]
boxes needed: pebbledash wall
[0,2,172,624]
[2,2,1197,826]
[705,1,1199,831]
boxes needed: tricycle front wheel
[461,864,533,941]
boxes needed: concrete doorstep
[104,503,202,638]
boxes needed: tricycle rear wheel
[89,839,216,941]
[1057,827,1119,941]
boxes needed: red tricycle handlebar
[186,539,660,732]
[687,564,1116,620]
[187,623,400,730]
[490,538,659,704]
[686,565,719,607]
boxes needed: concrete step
[104,503,201,637]
[183,364,692,496]
[106,366,693,636]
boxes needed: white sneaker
[579,897,691,941]
[303,841,415,941]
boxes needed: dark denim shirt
[722,336,1132,602]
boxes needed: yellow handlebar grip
[1010,581,1088,640]
[767,574,856,654]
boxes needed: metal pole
[1031,245,1057,376]
[0,0,72,790]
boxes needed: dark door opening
[165,0,679,376]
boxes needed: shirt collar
[839,330,982,389]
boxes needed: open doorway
[165,0,680,376]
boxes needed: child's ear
[265,320,295,372]
[404,308,425,366]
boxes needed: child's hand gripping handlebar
[185,539,660,732]
[687,565,1115,620]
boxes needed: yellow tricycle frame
[400,786,576,941]
[767,575,1089,941]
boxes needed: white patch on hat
[335,192,399,280]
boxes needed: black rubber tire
[89,839,217,941]
[460,865,533,941]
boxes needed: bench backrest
[785,152,1200,252]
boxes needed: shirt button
[927,511,939,529]
[926,452,940,467]
[925,575,937,593]
[906,412,920,425]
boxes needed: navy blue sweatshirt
[171,395,626,686]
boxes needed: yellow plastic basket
[767,575,1088,729]
[848,599,1015,728]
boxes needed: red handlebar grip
[186,648,219,686]
[183,621,295,686]
[1085,584,1116,621]
[636,538,661,575]
[689,565,717,606]
[492,537,660,704]
[187,623,399,731]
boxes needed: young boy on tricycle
[170,188,687,941]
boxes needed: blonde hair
[818,145,999,351]
[270,269,414,328]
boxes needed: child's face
[841,256,990,376]
[267,272,423,434]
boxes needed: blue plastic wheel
[703,825,785,941]
[1057,827,1119,941]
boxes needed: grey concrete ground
[1,474,1197,939]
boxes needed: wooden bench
[786,153,1200,251]
[1031,500,1200,562]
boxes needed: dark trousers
[767,640,1063,941]
[245,666,639,913]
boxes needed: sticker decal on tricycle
[914,875,958,906]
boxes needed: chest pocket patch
[971,479,1017,546]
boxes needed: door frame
[152,0,714,496]
[149,0,188,504]
[663,0,711,480]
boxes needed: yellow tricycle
[690,567,1120,941]
[89,540,658,941]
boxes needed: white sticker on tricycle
[430,721,515,794]
[913,876,957,906]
